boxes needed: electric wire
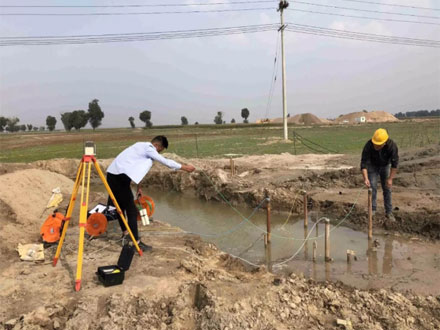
[0,24,279,46]
[264,31,280,120]
[0,7,276,16]
[272,216,327,267]
[293,1,440,20]
[335,0,440,12]
[289,8,440,25]
[0,1,275,8]
[200,170,363,241]
[2,23,438,48]
[294,131,339,153]
[285,23,440,47]
[180,197,268,238]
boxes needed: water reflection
[382,236,394,275]
[90,188,440,294]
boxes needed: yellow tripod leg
[75,160,92,291]
[92,158,142,255]
[53,160,83,266]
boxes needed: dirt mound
[269,113,325,125]
[335,110,398,124]
[33,158,113,179]
[0,169,74,258]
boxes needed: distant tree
[88,99,104,130]
[241,108,250,124]
[46,115,57,131]
[6,117,20,132]
[19,124,26,131]
[195,121,199,125]
[362,109,368,113]
[214,111,223,125]
[396,109,440,118]
[71,110,89,130]
[287,113,290,118]
[128,116,135,128]
[61,112,74,131]
[231,118,236,123]
[181,116,188,126]
[39,126,45,131]
[139,110,153,128]
[27,124,33,131]
[0,116,7,132]
[33,126,39,131]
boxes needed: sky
[0,0,439,129]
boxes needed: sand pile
[335,110,398,124]
[0,169,74,254]
[268,113,325,125]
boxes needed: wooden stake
[368,188,373,240]
[266,194,271,244]
[230,157,235,176]
[312,241,317,262]
[325,218,331,262]
[303,192,308,227]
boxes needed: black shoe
[137,240,152,252]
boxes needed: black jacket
[360,139,399,170]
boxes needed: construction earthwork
[0,145,439,329]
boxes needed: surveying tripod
[53,145,142,291]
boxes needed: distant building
[355,116,366,123]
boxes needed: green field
[0,119,438,163]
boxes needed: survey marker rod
[53,159,83,267]
[312,241,317,262]
[303,192,308,227]
[368,188,373,239]
[266,192,271,244]
[325,218,331,262]
[279,0,289,141]
[92,158,142,255]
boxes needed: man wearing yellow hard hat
[360,128,399,221]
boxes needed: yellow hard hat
[371,128,389,145]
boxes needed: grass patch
[0,119,438,163]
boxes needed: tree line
[1,102,252,132]
[0,99,104,133]
[395,109,440,118]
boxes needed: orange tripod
[52,153,142,291]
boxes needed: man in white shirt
[106,135,195,251]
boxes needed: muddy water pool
[94,185,440,295]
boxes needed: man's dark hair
[151,135,169,149]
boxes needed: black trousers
[106,173,139,240]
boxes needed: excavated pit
[0,147,439,329]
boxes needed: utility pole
[278,0,289,141]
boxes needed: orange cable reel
[86,213,108,237]
[134,195,155,222]
[40,212,65,243]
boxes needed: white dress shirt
[107,142,182,184]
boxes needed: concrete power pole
[278,0,289,141]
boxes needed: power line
[265,31,280,119]
[1,23,438,48]
[285,22,440,47]
[0,1,275,8]
[0,7,275,16]
[335,0,440,12]
[289,8,440,25]
[293,1,440,19]
[0,24,279,46]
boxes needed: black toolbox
[97,244,135,287]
